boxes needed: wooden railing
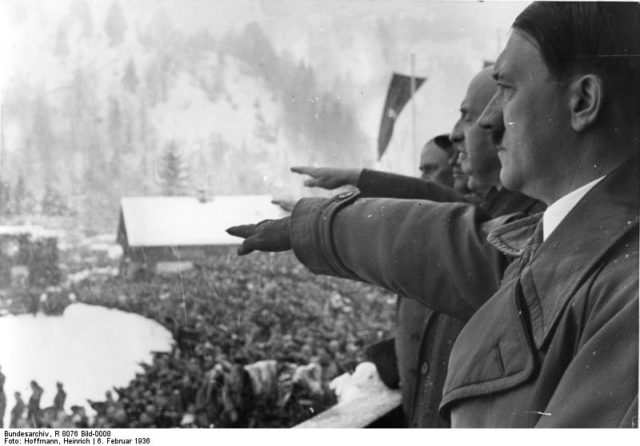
[295,386,401,428]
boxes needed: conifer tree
[158,141,189,196]
[122,59,139,93]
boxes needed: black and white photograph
[0,0,638,440]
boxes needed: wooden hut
[116,196,286,276]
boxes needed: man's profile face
[419,141,453,187]
[450,68,501,190]
[479,31,570,200]
[448,150,469,193]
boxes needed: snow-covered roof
[119,196,287,247]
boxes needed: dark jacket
[443,158,638,427]
[290,156,637,427]
[355,169,542,427]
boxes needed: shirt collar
[542,176,605,241]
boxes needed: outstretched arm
[227,193,507,320]
[290,166,361,190]
[290,166,466,203]
[356,169,466,202]
[288,194,507,320]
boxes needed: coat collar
[486,213,542,257]
[487,154,639,349]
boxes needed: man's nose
[449,121,463,144]
[478,93,503,130]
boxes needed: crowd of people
[3,247,396,428]
[3,1,638,431]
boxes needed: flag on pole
[377,72,426,159]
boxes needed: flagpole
[410,53,417,173]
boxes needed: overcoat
[443,157,638,427]
[354,169,541,427]
[289,156,638,427]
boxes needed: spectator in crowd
[70,405,89,428]
[10,391,25,428]
[53,381,66,413]
[0,365,5,428]
[27,380,44,427]
[227,1,638,427]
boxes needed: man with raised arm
[290,134,467,427]
[229,2,638,427]
[290,134,466,202]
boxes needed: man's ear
[568,74,603,132]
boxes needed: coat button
[420,362,429,375]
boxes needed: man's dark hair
[513,2,640,114]
[432,134,453,155]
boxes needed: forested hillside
[1,0,370,232]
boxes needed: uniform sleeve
[357,169,466,202]
[290,193,508,321]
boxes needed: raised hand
[290,166,360,190]
[226,217,292,255]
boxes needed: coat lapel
[523,156,639,349]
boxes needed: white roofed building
[116,196,287,276]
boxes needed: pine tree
[107,97,123,184]
[122,59,139,93]
[158,141,189,196]
[32,93,56,189]
[104,1,128,47]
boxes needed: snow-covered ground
[0,303,174,427]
